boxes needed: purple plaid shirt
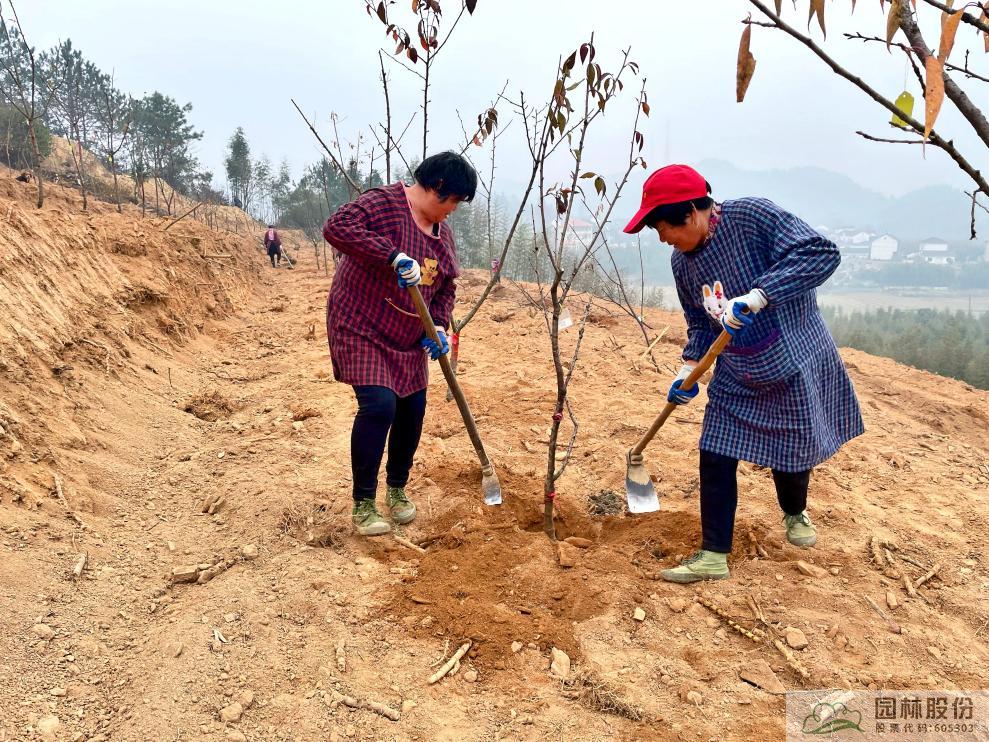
[323,182,459,397]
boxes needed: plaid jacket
[672,197,864,472]
[323,182,459,397]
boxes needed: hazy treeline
[824,307,989,390]
[0,28,219,212]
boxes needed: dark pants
[267,244,281,266]
[351,385,427,502]
[699,449,811,553]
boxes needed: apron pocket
[721,330,798,387]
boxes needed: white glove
[667,363,699,405]
[722,288,768,331]
[391,252,421,288]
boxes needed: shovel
[407,285,502,506]
[625,329,733,514]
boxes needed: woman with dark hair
[624,164,863,583]
[322,151,478,536]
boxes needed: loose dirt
[1,169,988,741]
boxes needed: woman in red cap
[323,152,477,537]
[624,164,863,583]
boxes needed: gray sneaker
[352,499,391,536]
[386,486,416,525]
[784,511,817,547]
[660,550,730,584]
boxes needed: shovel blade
[482,466,502,506]
[625,461,660,514]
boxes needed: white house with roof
[869,234,899,261]
[918,237,953,264]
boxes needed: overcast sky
[18,0,985,200]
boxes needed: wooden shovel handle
[407,285,492,471]
[630,329,733,457]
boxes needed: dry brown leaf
[774,0,782,15]
[984,12,989,53]
[852,0,856,12]
[924,55,945,141]
[809,0,827,37]
[737,20,757,103]
[938,7,963,61]
[886,0,903,50]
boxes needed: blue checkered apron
[672,197,864,472]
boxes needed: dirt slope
[1,172,988,742]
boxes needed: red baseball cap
[623,164,708,234]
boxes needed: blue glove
[421,328,449,361]
[667,364,699,405]
[721,288,768,337]
[391,251,421,288]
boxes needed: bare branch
[896,1,989,149]
[291,99,362,195]
[746,0,989,197]
[855,130,926,144]
[844,33,989,84]
[916,0,989,34]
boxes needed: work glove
[667,363,699,405]
[721,288,768,337]
[420,327,449,361]
[391,252,421,288]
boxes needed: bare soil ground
[1,171,988,742]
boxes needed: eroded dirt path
[3,216,989,741]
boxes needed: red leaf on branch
[924,55,945,142]
[938,6,963,61]
[737,17,757,103]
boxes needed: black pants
[267,245,281,266]
[699,449,811,553]
[351,385,427,502]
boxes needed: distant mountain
[696,160,986,242]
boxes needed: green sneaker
[386,486,416,525]
[660,550,730,584]
[784,511,817,547]
[352,499,391,536]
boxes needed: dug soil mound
[1,168,988,741]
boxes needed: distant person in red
[264,224,282,267]
[322,152,477,537]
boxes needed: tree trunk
[111,163,121,213]
[26,119,43,208]
[75,137,88,211]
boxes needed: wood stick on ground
[72,552,88,579]
[869,535,884,566]
[771,637,812,680]
[197,559,234,584]
[430,639,451,668]
[162,199,207,231]
[902,573,918,598]
[865,595,902,634]
[428,641,471,684]
[896,552,926,569]
[53,474,86,528]
[747,530,769,558]
[697,597,765,643]
[883,548,896,567]
[331,691,401,721]
[336,639,346,673]
[638,326,669,359]
[915,563,941,588]
[393,535,427,555]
